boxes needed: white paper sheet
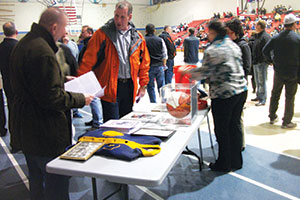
[64,71,105,97]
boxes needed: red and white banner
[58,6,79,25]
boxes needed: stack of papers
[100,119,143,134]
[64,71,105,97]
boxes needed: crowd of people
[273,4,293,15]
[0,1,299,199]
[172,5,300,51]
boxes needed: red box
[173,65,197,84]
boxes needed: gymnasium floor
[0,52,300,200]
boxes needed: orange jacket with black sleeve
[78,19,150,103]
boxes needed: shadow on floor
[271,152,300,176]
[142,148,223,199]
[246,122,300,135]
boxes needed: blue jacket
[183,35,200,64]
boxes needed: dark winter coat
[159,31,176,60]
[234,38,252,77]
[252,30,271,64]
[9,23,85,156]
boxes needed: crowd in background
[171,5,300,51]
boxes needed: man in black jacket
[252,20,271,106]
[10,8,94,199]
[225,19,251,81]
[159,25,176,84]
[183,27,200,64]
[263,13,300,129]
[78,25,94,64]
[0,22,18,137]
[145,23,168,103]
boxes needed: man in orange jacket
[78,0,150,122]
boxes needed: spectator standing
[77,25,93,52]
[183,27,200,64]
[145,23,168,103]
[263,13,300,129]
[78,1,150,122]
[78,25,94,63]
[0,22,18,137]
[61,31,79,61]
[61,31,84,119]
[248,32,257,93]
[78,25,103,128]
[159,25,176,84]
[9,8,94,199]
[57,41,79,80]
[252,20,271,106]
[226,19,251,81]
[183,20,247,172]
[225,18,251,150]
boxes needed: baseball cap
[283,13,300,25]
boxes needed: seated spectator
[274,13,281,22]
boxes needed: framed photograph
[132,128,176,139]
[122,112,161,123]
[100,119,144,134]
[60,142,104,161]
[101,119,141,129]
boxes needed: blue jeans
[90,98,103,127]
[147,66,165,103]
[165,59,174,84]
[24,154,70,200]
[253,63,268,103]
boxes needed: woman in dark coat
[225,18,252,150]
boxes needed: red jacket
[78,19,150,103]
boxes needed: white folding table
[46,106,215,200]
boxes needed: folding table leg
[197,128,204,170]
[92,178,98,200]
[184,145,202,171]
[206,114,216,161]
[182,129,203,171]
[121,184,129,200]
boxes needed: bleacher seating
[173,10,300,51]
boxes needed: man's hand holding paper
[64,71,105,98]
